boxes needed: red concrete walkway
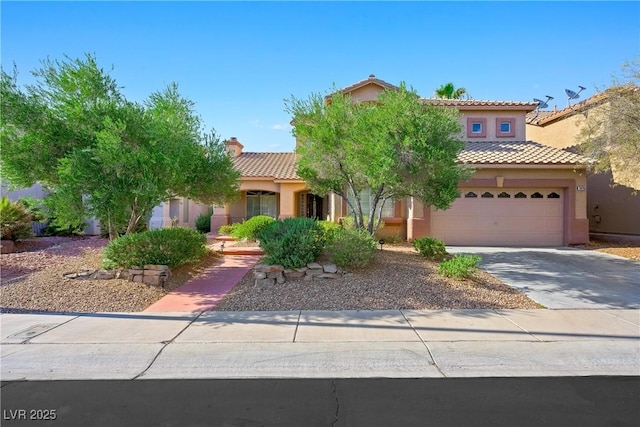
[143,255,260,313]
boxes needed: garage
[431,188,564,246]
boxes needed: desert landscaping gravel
[2,236,638,313]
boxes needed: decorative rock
[144,265,169,271]
[295,267,308,273]
[284,269,305,279]
[323,264,338,274]
[254,271,267,279]
[143,275,161,286]
[306,269,324,277]
[95,269,116,280]
[303,275,314,281]
[0,240,15,254]
[319,273,340,279]
[307,262,322,270]
[75,270,97,280]
[63,272,78,279]
[132,274,143,283]
[276,274,286,284]
[254,264,284,273]
[255,278,275,286]
[115,270,129,280]
[144,269,166,276]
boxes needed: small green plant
[325,228,377,268]
[0,196,34,241]
[413,237,447,259]
[438,254,482,279]
[256,217,325,269]
[218,224,236,235]
[195,212,212,234]
[231,215,275,240]
[102,227,206,269]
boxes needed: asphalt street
[2,377,639,427]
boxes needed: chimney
[225,137,244,157]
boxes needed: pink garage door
[430,188,564,246]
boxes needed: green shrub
[0,196,34,241]
[326,228,377,268]
[218,224,236,235]
[102,227,206,269]
[195,212,212,234]
[256,217,325,269]
[438,255,482,279]
[231,215,275,240]
[319,220,342,244]
[17,197,47,222]
[413,237,447,259]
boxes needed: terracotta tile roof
[525,110,555,123]
[233,152,301,180]
[526,86,638,126]
[421,98,539,111]
[459,141,589,165]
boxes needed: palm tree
[434,82,468,99]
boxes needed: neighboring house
[205,75,589,246]
[0,182,102,235]
[526,89,640,236]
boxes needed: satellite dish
[533,95,554,109]
[565,86,586,109]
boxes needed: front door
[306,194,324,220]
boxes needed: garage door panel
[431,188,563,246]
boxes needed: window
[547,192,560,199]
[246,191,277,219]
[531,192,543,199]
[466,118,487,138]
[497,192,510,198]
[496,118,516,138]
[481,191,494,198]
[514,192,527,198]
[464,191,478,198]
[347,188,395,218]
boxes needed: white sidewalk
[2,309,639,380]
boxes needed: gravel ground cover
[0,236,221,313]
[1,236,638,313]
[214,244,542,311]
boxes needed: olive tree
[1,54,239,239]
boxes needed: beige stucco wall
[587,172,640,235]
[279,182,308,218]
[526,113,586,148]
[459,111,526,141]
[348,85,385,102]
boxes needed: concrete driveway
[447,247,640,309]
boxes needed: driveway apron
[447,247,640,309]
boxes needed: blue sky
[2,1,638,152]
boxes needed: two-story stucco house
[193,75,589,246]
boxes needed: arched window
[464,192,477,198]
[498,192,510,198]
[531,192,543,199]
[481,191,494,198]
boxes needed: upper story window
[496,118,516,138]
[466,117,487,138]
